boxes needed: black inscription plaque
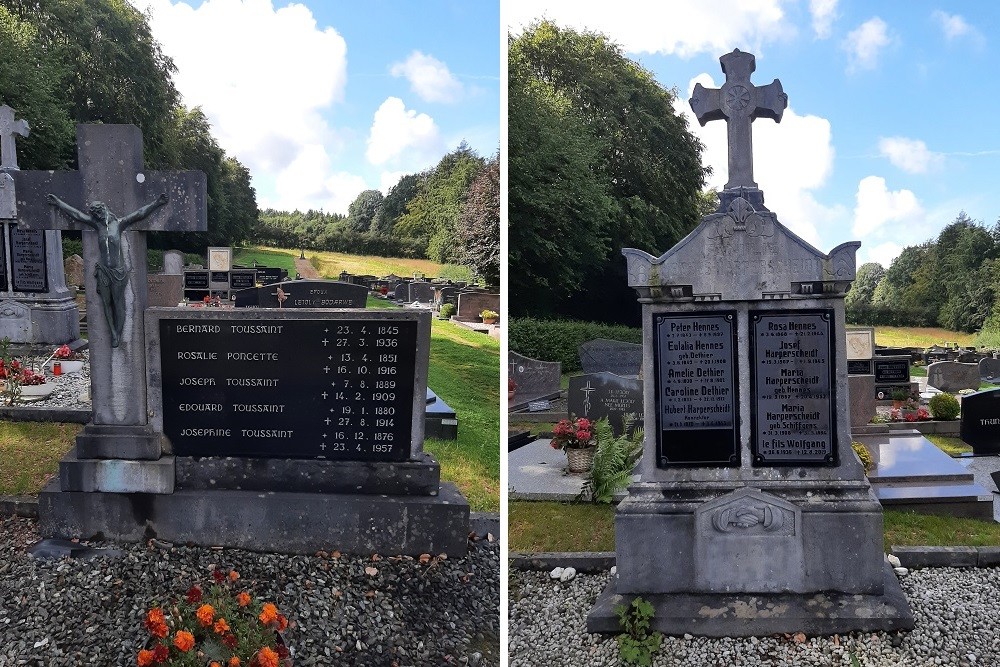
[847,359,873,375]
[653,311,738,466]
[0,224,7,291]
[159,318,417,460]
[960,388,1000,455]
[256,267,284,285]
[750,310,836,466]
[873,356,909,383]
[10,226,47,293]
[230,269,256,291]
[234,280,367,309]
[184,271,209,289]
[210,271,231,287]
[568,372,642,437]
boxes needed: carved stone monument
[0,105,80,344]
[587,50,912,636]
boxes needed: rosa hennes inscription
[750,310,836,465]
[654,312,738,466]
[160,318,416,461]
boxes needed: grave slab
[927,361,980,393]
[578,339,642,376]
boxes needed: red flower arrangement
[18,368,46,386]
[137,568,291,666]
[53,344,84,361]
[550,417,595,451]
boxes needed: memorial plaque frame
[749,309,838,467]
[9,225,48,293]
[652,310,739,467]
[184,271,209,289]
[229,269,256,291]
[0,224,7,292]
[873,357,909,384]
[847,359,872,375]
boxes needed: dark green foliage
[252,209,425,258]
[380,173,422,231]
[509,318,641,372]
[615,597,662,666]
[928,393,961,420]
[455,156,500,288]
[509,20,707,324]
[346,189,385,234]
[440,303,456,319]
[580,415,643,504]
[845,262,885,311]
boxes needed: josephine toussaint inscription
[750,310,836,465]
[653,311,739,466]
[159,318,417,460]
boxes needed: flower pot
[46,359,84,374]
[483,317,497,325]
[565,446,596,474]
[19,383,55,401]
[508,390,515,400]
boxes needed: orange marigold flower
[210,663,221,667]
[228,658,241,667]
[276,614,288,632]
[196,604,215,626]
[258,602,278,625]
[152,645,169,663]
[257,646,279,667]
[137,649,155,666]
[213,617,230,635]
[236,592,251,607]
[229,570,239,582]
[173,630,195,652]
[149,621,169,639]
[144,608,166,634]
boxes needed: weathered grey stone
[162,249,184,274]
[64,253,84,286]
[408,281,433,304]
[927,360,980,392]
[890,546,978,569]
[0,299,31,340]
[578,338,642,376]
[846,327,875,360]
[980,357,1000,382]
[509,351,560,402]
[849,374,877,429]
[146,273,183,307]
[457,291,499,321]
[59,447,173,494]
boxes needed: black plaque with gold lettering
[653,311,739,467]
[10,226,47,293]
[159,318,416,460]
[750,309,837,466]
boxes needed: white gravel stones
[888,554,902,567]
[895,567,910,576]
[8,351,90,408]
[550,567,564,580]
[510,566,1000,666]
[560,567,577,582]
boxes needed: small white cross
[324,328,329,333]
[324,417,331,425]
[321,391,328,399]
[323,366,330,373]
[321,338,329,346]
[320,443,327,450]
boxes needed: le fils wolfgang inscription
[159,318,417,461]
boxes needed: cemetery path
[294,257,320,279]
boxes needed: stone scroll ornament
[46,193,167,347]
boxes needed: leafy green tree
[455,156,499,287]
[846,262,885,309]
[346,189,384,234]
[379,172,422,234]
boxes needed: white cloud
[269,144,367,214]
[852,175,923,238]
[505,0,795,58]
[366,97,443,167]
[931,10,985,48]
[809,0,838,39]
[842,17,890,72]
[390,51,463,103]
[379,171,407,194]
[678,74,840,247]
[877,137,943,174]
[131,0,350,210]
[865,241,903,268]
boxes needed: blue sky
[132,0,500,214]
[506,0,998,269]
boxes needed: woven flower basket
[565,446,596,474]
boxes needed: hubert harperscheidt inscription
[46,192,168,346]
[750,310,836,465]
[654,312,738,466]
[159,317,416,460]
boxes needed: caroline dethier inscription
[159,318,417,461]
[750,310,836,465]
[46,193,168,347]
[654,312,738,466]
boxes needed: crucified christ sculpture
[46,193,168,347]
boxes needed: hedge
[509,317,642,373]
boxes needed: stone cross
[0,105,29,219]
[13,124,206,445]
[689,49,787,190]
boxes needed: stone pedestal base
[39,481,470,555]
[75,423,162,460]
[586,562,914,636]
[60,447,173,493]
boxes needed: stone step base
[587,563,914,637]
[38,481,470,556]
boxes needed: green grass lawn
[872,326,978,349]
[926,434,973,456]
[509,501,1000,553]
[232,248,298,273]
[0,422,82,495]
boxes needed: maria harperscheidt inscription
[654,312,738,466]
[750,310,836,465]
[159,318,416,461]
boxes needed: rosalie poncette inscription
[653,312,739,466]
[159,317,416,461]
[750,310,836,465]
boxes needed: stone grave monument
[234,279,366,309]
[0,105,80,344]
[567,372,642,436]
[980,357,1000,384]
[927,360,981,393]
[508,351,561,412]
[579,338,643,376]
[960,388,1000,455]
[586,49,912,636]
[846,328,877,429]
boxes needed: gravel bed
[0,516,499,666]
[510,567,1000,666]
[9,351,91,409]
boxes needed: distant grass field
[871,326,978,349]
[232,248,297,273]
[236,246,473,283]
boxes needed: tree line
[847,212,1000,338]
[0,0,257,250]
[256,147,500,287]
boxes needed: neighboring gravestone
[873,355,911,398]
[437,286,459,311]
[848,374,877,429]
[980,357,1000,384]
[162,249,184,275]
[509,351,561,410]
[233,280,366,309]
[927,361,980,393]
[255,266,284,285]
[960,388,1000,455]
[579,338,642,376]
[64,254,85,287]
[456,290,500,321]
[409,281,433,304]
[587,49,911,636]
[183,269,209,301]
[41,307,469,555]
[846,328,874,376]
[0,105,80,344]
[147,273,183,307]
[393,282,409,301]
[568,372,642,436]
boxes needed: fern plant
[580,414,643,503]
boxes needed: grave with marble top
[587,49,912,636]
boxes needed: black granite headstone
[9,225,47,292]
[960,388,1000,455]
[653,311,738,467]
[579,339,643,376]
[229,269,256,291]
[847,360,873,375]
[0,225,7,292]
[234,280,367,309]
[568,372,642,436]
[159,318,417,460]
[873,356,910,383]
[184,271,209,289]
[750,309,837,466]
[255,266,284,285]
